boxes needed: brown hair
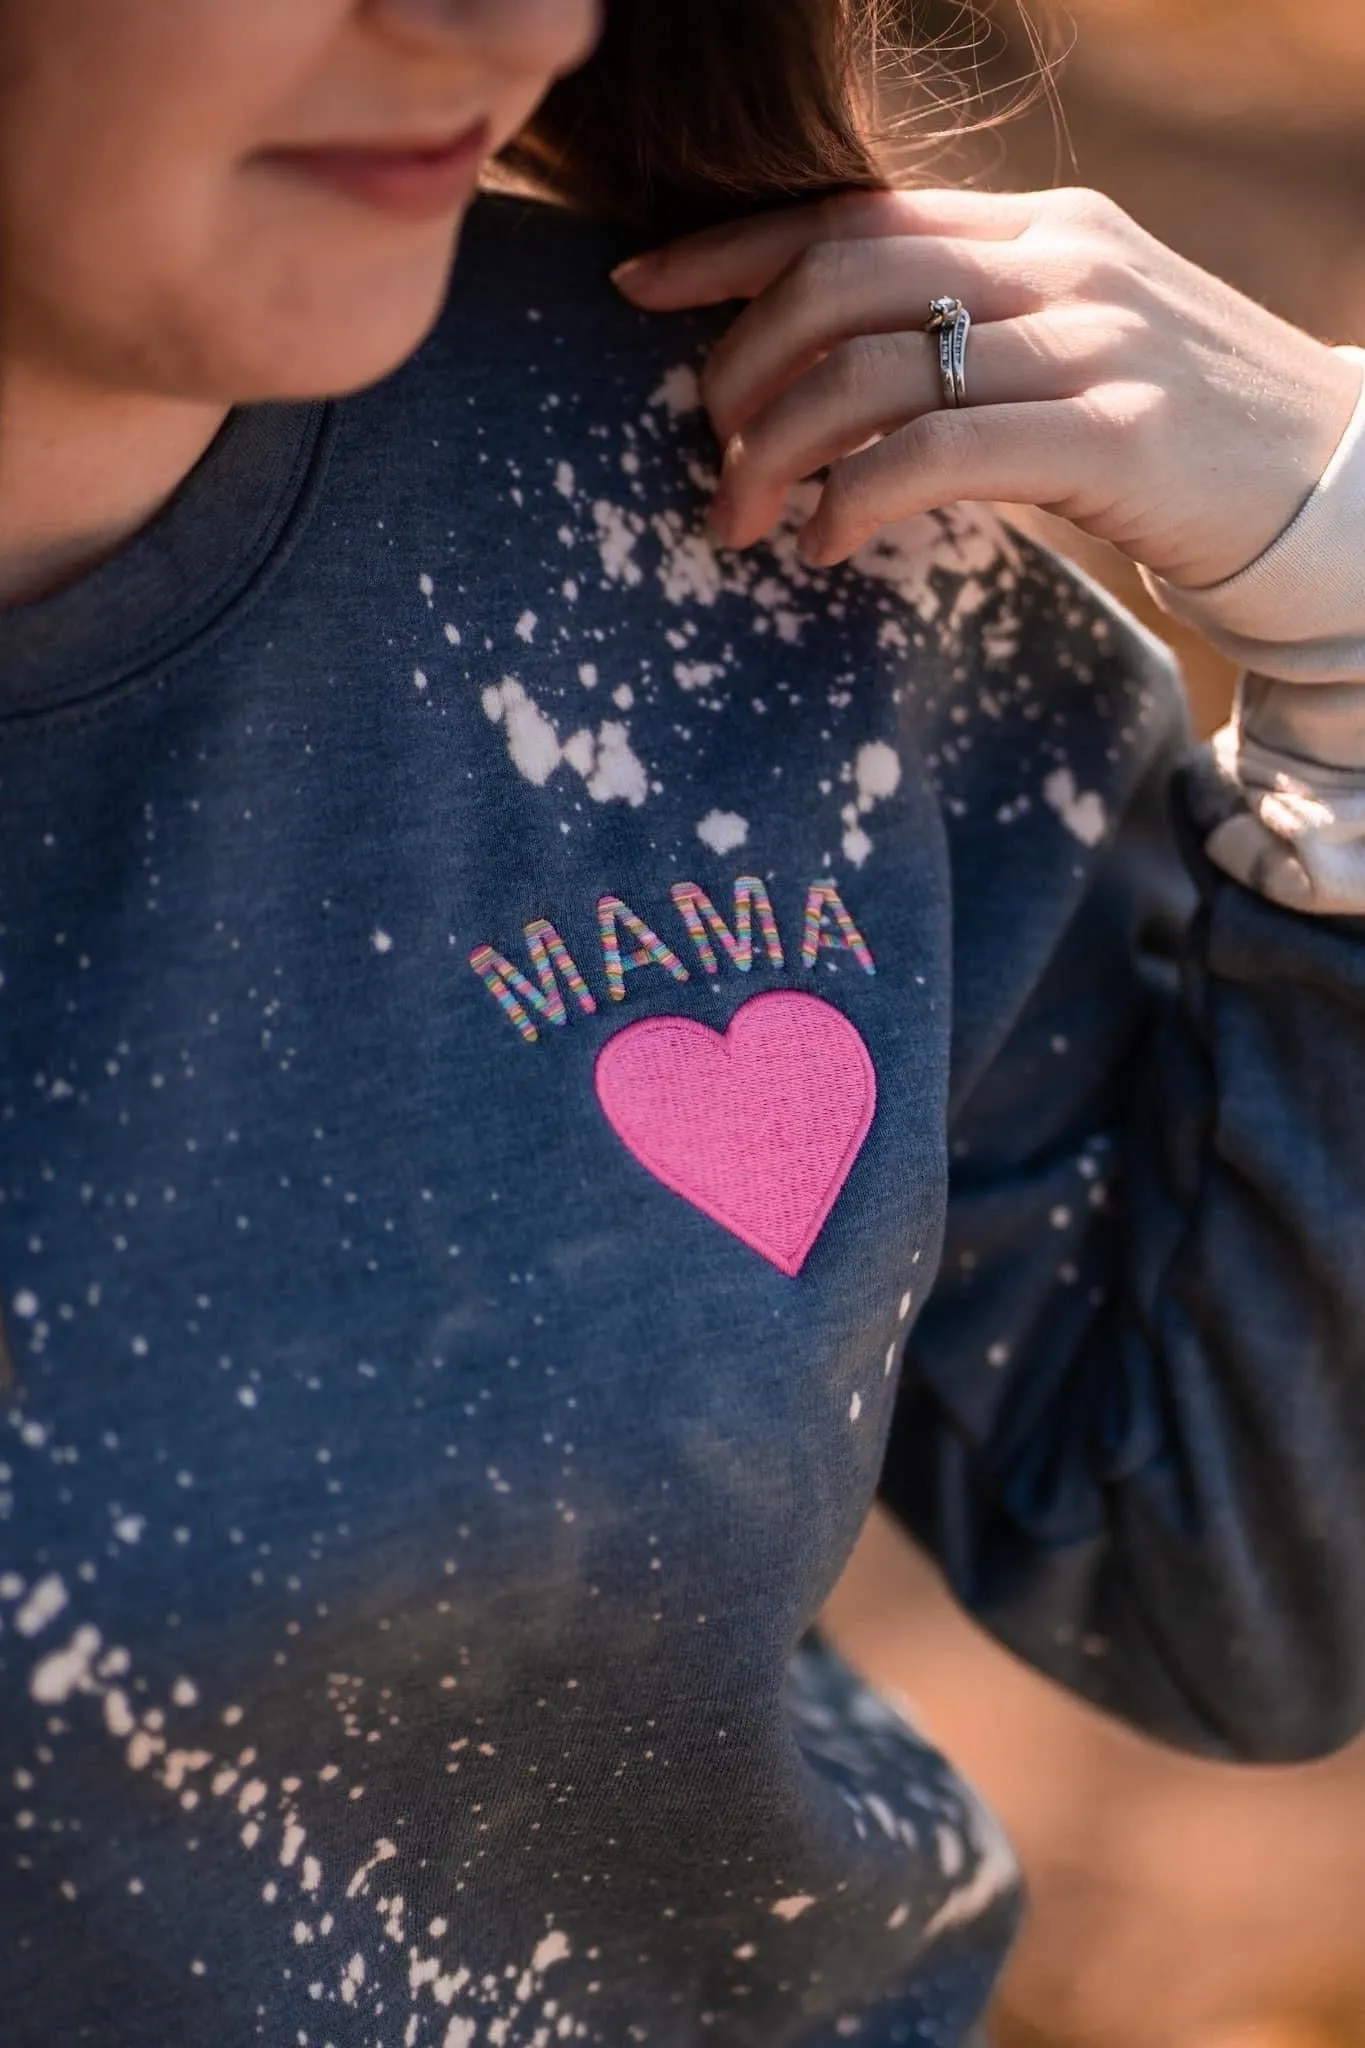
[498,0,1053,240]
[497,0,893,240]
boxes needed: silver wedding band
[926,295,972,408]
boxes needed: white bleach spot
[584,723,649,808]
[560,729,596,778]
[1043,768,1108,847]
[160,1748,210,1793]
[864,1792,899,1837]
[482,678,563,788]
[480,684,650,808]
[899,1291,913,1319]
[515,610,538,644]
[611,683,635,710]
[104,1689,136,1737]
[30,1625,102,1703]
[113,1515,145,1545]
[888,1902,912,1930]
[554,461,576,500]
[923,1799,1018,1941]
[650,364,702,417]
[577,662,598,688]
[413,668,428,693]
[696,810,749,857]
[771,1893,816,1922]
[983,611,1022,665]
[16,1573,68,1636]
[340,1953,366,2006]
[593,501,645,586]
[443,2021,475,2048]
[280,1819,307,1867]
[841,823,873,869]
[172,1677,198,1708]
[443,622,461,646]
[12,1288,38,1319]
[674,660,725,693]
[371,929,394,955]
[532,1929,570,1972]
[850,505,1021,634]
[838,741,903,869]
[937,1824,966,1879]
[855,741,901,807]
[849,1392,863,1422]
[125,1730,162,1772]
[346,1837,398,1899]
[237,1387,258,1409]
[418,573,434,599]
[653,512,723,608]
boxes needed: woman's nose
[364,0,602,77]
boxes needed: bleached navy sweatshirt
[3,195,1365,2048]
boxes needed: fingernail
[610,252,662,296]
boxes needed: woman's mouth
[260,118,492,224]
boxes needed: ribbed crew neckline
[0,399,329,723]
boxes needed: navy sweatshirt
[2,196,1364,2048]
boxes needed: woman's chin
[167,224,469,406]
[229,296,455,404]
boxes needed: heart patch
[594,990,877,1276]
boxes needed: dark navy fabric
[2,195,1363,2047]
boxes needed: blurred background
[823,4,1365,2046]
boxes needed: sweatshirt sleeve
[1140,346,1365,684]
[878,707,1365,1765]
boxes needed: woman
[2,2,1363,2043]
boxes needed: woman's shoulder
[349,192,1187,830]
[443,196,1183,692]
[427,191,686,381]
[459,188,635,269]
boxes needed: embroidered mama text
[470,878,875,1045]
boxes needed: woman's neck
[0,357,229,608]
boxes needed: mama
[469,876,877,1042]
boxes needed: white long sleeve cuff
[1142,346,1365,684]
[1141,345,1365,913]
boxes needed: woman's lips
[262,118,491,223]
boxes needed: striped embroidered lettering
[469,920,598,1044]
[670,878,785,976]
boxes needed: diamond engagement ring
[926,295,972,408]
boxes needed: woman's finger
[612,185,1044,311]
[796,394,1122,564]
[703,233,1065,441]
[711,314,1107,549]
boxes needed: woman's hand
[611,186,1361,590]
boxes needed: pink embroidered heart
[594,990,877,1277]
